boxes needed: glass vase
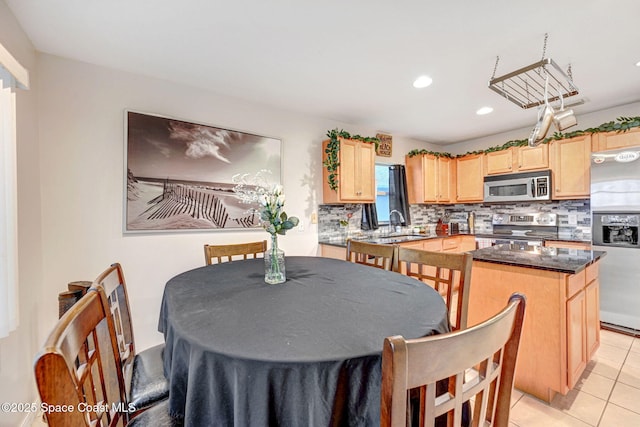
[264,234,286,284]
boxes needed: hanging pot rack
[488,57,579,109]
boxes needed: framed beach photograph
[124,111,282,232]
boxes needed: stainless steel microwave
[483,170,551,203]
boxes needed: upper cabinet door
[421,155,439,203]
[485,145,549,175]
[436,157,452,203]
[406,154,452,204]
[517,144,549,171]
[594,127,640,152]
[484,148,514,175]
[322,138,376,204]
[550,135,591,199]
[354,141,376,201]
[455,154,484,202]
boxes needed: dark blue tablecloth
[158,256,449,426]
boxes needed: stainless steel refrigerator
[591,147,640,335]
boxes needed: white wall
[0,1,42,426]
[35,54,434,352]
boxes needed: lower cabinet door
[567,290,587,388]
[585,279,601,358]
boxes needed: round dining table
[158,256,449,426]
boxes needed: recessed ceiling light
[476,106,494,115]
[636,60,640,67]
[413,75,433,89]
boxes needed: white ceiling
[6,0,640,145]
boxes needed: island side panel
[468,261,570,402]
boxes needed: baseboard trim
[601,321,640,338]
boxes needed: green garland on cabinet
[406,149,455,158]
[406,116,640,158]
[324,128,380,191]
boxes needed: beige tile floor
[33,329,639,426]
[509,329,640,427]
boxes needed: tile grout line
[595,338,635,426]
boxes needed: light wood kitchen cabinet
[485,145,549,176]
[549,134,592,199]
[585,263,600,359]
[398,240,427,250]
[441,235,476,252]
[320,244,346,260]
[484,148,514,175]
[406,154,453,204]
[468,259,601,402]
[517,144,549,171]
[398,235,474,253]
[592,127,640,152]
[322,138,376,204]
[566,287,587,389]
[455,154,484,202]
[566,261,600,388]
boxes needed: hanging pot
[528,76,554,147]
[553,88,577,131]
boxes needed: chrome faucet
[389,210,405,233]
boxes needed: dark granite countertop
[470,244,606,274]
[473,233,591,244]
[319,231,589,248]
[319,231,473,248]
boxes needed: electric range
[478,212,558,248]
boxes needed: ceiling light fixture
[476,106,493,115]
[636,61,640,67]
[413,75,433,89]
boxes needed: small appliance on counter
[447,211,470,233]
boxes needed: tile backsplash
[318,199,591,241]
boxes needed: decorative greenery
[324,129,380,191]
[406,116,640,158]
[232,170,299,235]
[406,149,454,158]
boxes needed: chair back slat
[381,293,526,427]
[204,240,268,265]
[394,247,472,330]
[346,239,397,271]
[92,264,136,372]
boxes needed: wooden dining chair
[394,247,473,331]
[58,280,92,318]
[381,293,526,427]
[346,239,397,271]
[34,290,174,427]
[91,263,169,417]
[204,240,268,265]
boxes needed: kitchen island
[468,244,606,402]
